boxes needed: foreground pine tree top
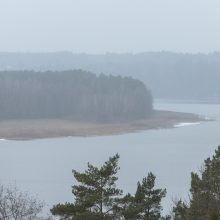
[172,146,220,220]
[51,154,166,220]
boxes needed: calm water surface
[0,101,220,215]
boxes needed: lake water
[0,101,220,216]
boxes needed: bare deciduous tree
[0,185,44,220]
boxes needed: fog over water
[0,101,219,215]
[0,0,220,218]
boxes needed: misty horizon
[0,0,220,53]
[1,1,220,219]
[1,50,220,55]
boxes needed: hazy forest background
[0,52,220,102]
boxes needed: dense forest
[1,52,220,101]
[0,70,152,122]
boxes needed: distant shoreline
[0,110,210,141]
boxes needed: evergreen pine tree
[171,146,220,220]
[120,172,166,220]
[171,200,188,220]
[189,146,220,220]
[136,172,166,220]
[51,154,122,220]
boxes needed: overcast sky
[0,0,219,53]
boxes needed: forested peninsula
[0,70,203,140]
[1,52,220,102]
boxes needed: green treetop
[120,172,166,220]
[51,154,122,220]
[171,146,220,220]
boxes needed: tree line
[1,52,220,101]
[51,146,220,220]
[0,70,153,122]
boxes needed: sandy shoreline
[0,110,209,140]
